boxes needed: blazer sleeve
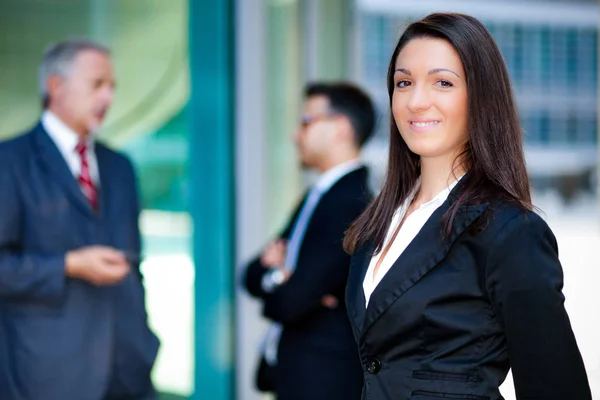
[485,212,591,400]
[124,157,144,281]
[243,256,270,298]
[243,194,308,298]
[0,155,66,303]
[118,155,155,327]
[262,199,363,323]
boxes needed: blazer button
[366,358,382,374]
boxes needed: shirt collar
[42,110,94,155]
[314,158,364,193]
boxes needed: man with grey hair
[0,38,159,399]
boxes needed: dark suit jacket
[245,166,372,400]
[0,123,159,400]
[346,184,591,400]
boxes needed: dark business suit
[0,123,159,400]
[245,166,371,400]
[346,183,591,400]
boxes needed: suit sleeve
[125,157,143,281]
[485,212,591,399]
[243,256,270,298]
[122,156,154,323]
[262,200,363,323]
[243,194,308,298]
[0,155,66,303]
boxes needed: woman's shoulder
[483,200,555,246]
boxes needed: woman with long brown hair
[344,12,591,400]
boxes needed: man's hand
[260,239,287,268]
[321,295,339,309]
[65,246,131,286]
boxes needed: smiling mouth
[410,121,440,127]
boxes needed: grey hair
[39,38,110,109]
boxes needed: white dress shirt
[313,158,365,194]
[41,111,99,185]
[363,176,463,306]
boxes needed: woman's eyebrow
[394,67,460,78]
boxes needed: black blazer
[245,166,371,400]
[346,185,591,400]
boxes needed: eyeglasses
[300,113,335,128]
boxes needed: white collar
[42,110,94,154]
[314,158,364,193]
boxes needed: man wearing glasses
[244,82,376,400]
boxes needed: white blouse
[362,177,462,306]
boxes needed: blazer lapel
[346,242,373,338]
[359,192,488,339]
[33,123,96,217]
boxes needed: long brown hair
[344,12,532,254]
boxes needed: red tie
[75,142,98,209]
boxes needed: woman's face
[392,37,468,164]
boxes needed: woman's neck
[415,154,465,205]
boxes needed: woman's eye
[437,79,454,88]
[396,80,411,88]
